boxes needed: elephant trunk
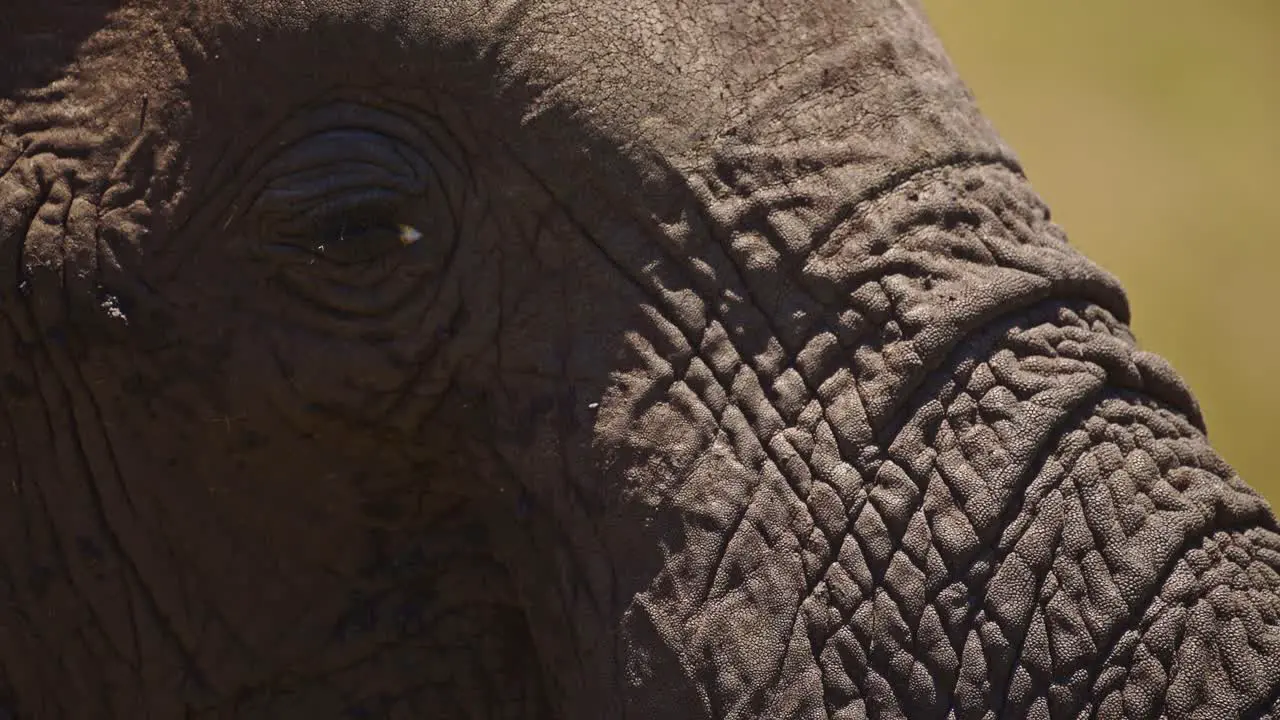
[577,157,1280,718]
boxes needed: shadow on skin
[1,3,123,99]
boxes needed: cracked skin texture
[0,0,1277,717]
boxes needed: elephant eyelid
[248,128,431,230]
[240,125,454,268]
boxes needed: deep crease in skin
[527,156,1068,578]
[990,396,1162,720]
[641,183,1120,600]
[7,146,188,683]
[1241,623,1280,718]
[46,344,211,690]
[874,301,1124,573]
[792,305,1262,717]
[1004,405,1271,715]
[684,297,1050,712]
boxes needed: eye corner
[397,224,422,246]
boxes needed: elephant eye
[254,195,418,266]
[305,202,424,265]
[248,127,440,267]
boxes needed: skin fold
[1,0,1277,717]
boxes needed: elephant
[1,0,1278,717]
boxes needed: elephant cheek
[226,327,442,435]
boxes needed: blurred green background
[922,1,1279,504]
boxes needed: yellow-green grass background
[922,1,1279,504]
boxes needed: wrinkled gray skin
[1,0,1278,717]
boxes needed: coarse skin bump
[0,0,1276,718]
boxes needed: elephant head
[1,0,1277,717]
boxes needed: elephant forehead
[179,0,1006,161]
[4,1,1008,194]
[526,0,1001,163]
